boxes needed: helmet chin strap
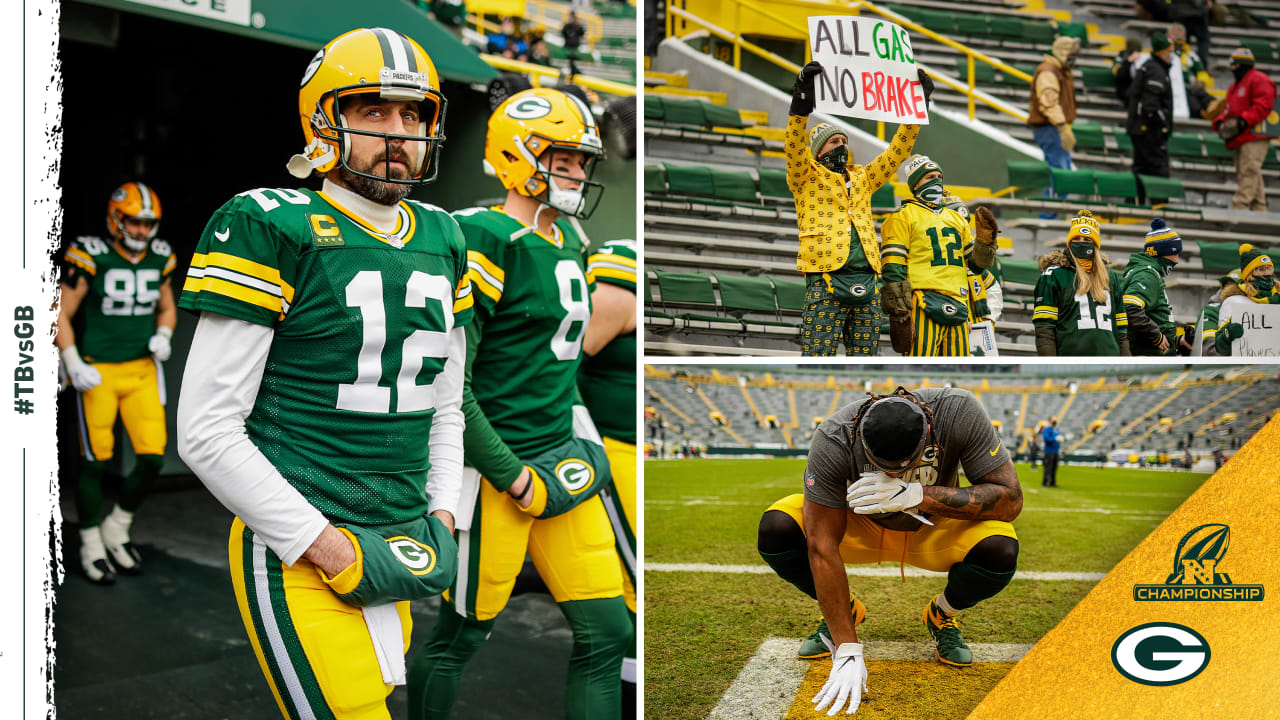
[288,137,335,179]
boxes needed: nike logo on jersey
[214,229,230,242]
[990,440,1002,456]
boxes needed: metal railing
[663,0,1032,123]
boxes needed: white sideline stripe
[709,638,1033,720]
[647,498,1167,519]
[646,563,1105,582]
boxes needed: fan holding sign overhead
[787,15,932,357]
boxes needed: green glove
[520,435,613,519]
[323,515,458,606]
[1225,322,1244,340]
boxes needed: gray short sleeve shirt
[803,388,1010,530]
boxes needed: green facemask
[1253,275,1274,293]
[1156,256,1178,276]
[914,177,945,207]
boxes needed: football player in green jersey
[1033,210,1130,355]
[58,182,176,585]
[175,29,467,720]
[1120,219,1186,356]
[579,238,638,717]
[409,88,631,720]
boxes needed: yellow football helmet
[288,27,447,185]
[485,88,604,218]
[106,182,161,252]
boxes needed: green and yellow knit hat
[809,123,846,158]
[903,154,942,190]
[1239,243,1272,278]
[1067,209,1101,247]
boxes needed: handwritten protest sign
[1231,304,1280,356]
[807,15,929,124]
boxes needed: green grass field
[643,459,1211,720]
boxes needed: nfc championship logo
[386,536,438,576]
[555,459,595,495]
[1133,523,1265,601]
[1112,622,1210,686]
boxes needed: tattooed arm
[916,460,1022,522]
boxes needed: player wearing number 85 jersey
[176,29,466,720]
[409,88,631,720]
[58,181,177,585]
[1033,210,1130,356]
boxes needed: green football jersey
[457,207,594,457]
[578,239,637,444]
[1032,264,1128,355]
[177,187,473,525]
[1121,253,1175,354]
[63,236,177,363]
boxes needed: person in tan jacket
[1027,36,1081,217]
[787,61,928,356]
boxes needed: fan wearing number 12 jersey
[409,88,631,720]
[176,29,467,720]
[1033,210,1129,356]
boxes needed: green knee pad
[944,561,1016,611]
[120,454,164,512]
[75,460,108,529]
[560,596,632,720]
[409,610,496,720]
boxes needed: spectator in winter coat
[1212,48,1278,211]
[1126,33,1174,205]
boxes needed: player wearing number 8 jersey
[58,182,177,585]
[1033,210,1130,356]
[176,29,466,720]
[409,88,631,720]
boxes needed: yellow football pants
[451,479,624,621]
[601,437,637,613]
[910,293,971,357]
[766,494,1016,572]
[230,517,411,720]
[75,356,167,461]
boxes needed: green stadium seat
[1006,159,1051,192]
[1000,259,1042,287]
[702,103,745,129]
[772,277,807,312]
[987,15,1023,39]
[758,168,790,200]
[1113,130,1133,153]
[1197,241,1242,271]
[921,9,957,34]
[1072,121,1106,151]
[1266,144,1280,171]
[1203,135,1233,161]
[1168,132,1203,159]
[953,15,988,38]
[716,274,783,319]
[955,57,996,84]
[644,94,665,120]
[1022,20,1056,45]
[870,182,896,210]
[1050,167,1097,196]
[663,163,715,197]
[1095,170,1137,199]
[1080,65,1117,91]
[661,98,706,127]
[645,274,673,319]
[709,168,758,202]
[645,164,667,192]
[1137,174,1184,201]
[1240,38,1276,63]
[1055,21,1089,43]
[654,270,723,323]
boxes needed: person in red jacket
[1212,47,1277,211]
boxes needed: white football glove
[148,326,173,361]
[812,642,868,716]
[847,471,925,516]
[61,345,102,392]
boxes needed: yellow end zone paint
[785,660,1014,719]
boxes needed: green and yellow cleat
[797,596,867,660]
[923,596,973,667]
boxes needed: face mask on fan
[818,144,849,173]
[1069,241,1096,272]
[913,178,945,207]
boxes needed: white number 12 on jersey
[1074,293,1113,331]
[337,270,454,414]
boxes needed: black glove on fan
[790,61,824,116]
[917,68,935,106]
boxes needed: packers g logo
[301,48,324,87]
[555,459,595,495]
[507,96,554,120]
[386,536,438,576]
[942,303,957,315]
[1112,622,1209,686]
[851,284,867,297]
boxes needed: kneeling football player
[756,387,1022,715]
